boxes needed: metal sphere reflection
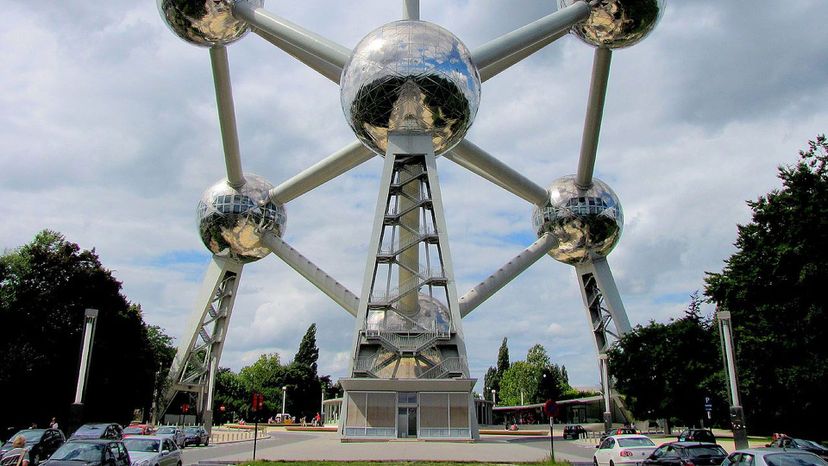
[558,0,664,49]
[197,174,286,263]
[367,293,451,332]
[532,176,623,264]
[157,0,263,47]
[340,20,481,156]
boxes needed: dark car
[768,437,828,460]
[183,426,209,447]
[676,429,716,443]
[40,439,130,466]
[69,424,123,442]
[563,425,587,440]
[644,442,728,466]
[0,429,65,466]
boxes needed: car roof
[731,448,820,455]
[67,439,120,444]
[610,434,651,439]
[123,436,166,441]
[671,442,722,447]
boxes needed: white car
[594,434,658,466]
[123,436,182,466]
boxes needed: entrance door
[398,408,408,438]
[407,407,417,437]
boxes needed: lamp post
[282,386,287,418]
[717,310,748,449]
[491,389,496,406]
[70,308,99,432]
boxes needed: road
[180,430,597,464]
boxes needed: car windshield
[51,442,104,462]
[123,427,143,434]
[156,427,175,434]
[686,445,727,457]
[765,452,828,466]
[4,430,43,445]
[618,438,655,447]
[796,440,826,449]
[184,427,200,433]
[74,425,105,435]
[123,438,160,453]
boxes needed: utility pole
[70,309,99,433]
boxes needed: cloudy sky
[2,1,827,390]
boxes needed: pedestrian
[49,417,59,430]
[313,412,321,427]
[0,436,30,466]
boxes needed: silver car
[153,427,185,450]
[723,448,828,466]
[123,436,181,466]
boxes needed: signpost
[251,392,264,460]
[704,396,713,420]
[544,400,559,462]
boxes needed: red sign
[543,400,558,417]
[251,392,264,412]
[181,403,190,414]
[219,404,226,413]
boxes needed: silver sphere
[340,20,481,156]
[532,176,623,264]
[157,0,263,47]
[197,174,286,263]
[366,294,451,333]
[558,0,664,49]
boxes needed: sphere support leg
[574,257,631,427]
[161,256,243,433]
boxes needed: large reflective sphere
[559,0,664,49]
[197,174,286,263]
[367,294,451,333]
[340,21,481,156]
[157,0,263,47]
[532,176,623,264]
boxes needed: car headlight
[132,459,151,466]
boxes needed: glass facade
[343,391,471,439]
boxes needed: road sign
[544,399,558,417]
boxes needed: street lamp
[282,386,288,417]
[717,310,748,449]
[491,389,497,406]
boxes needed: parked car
[676,428,716,443]
[563,425,587,440]
[644,442,728,466]
[69,424,124,441]
[123,425,154,437]
[722,449,828,466]
[0,429,65,466]
[153,427,185,450]
[40,439,130,466]
[594,435,658,466]
[122,436,181,466]
[601,427,638,440]
[767,437,828,460]
[182,427,208,447]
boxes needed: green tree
[706,136,828,437]
[146,323,175,422]
[496,337,510,378]
[239,353,285,419]
[607,292,725,428]
[286,324,322,419]
[483,366,498,401]
[294,323,319,373]
[499,361,539,406]
[0,230,159,429]
[213,367,247,423]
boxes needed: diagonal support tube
[232,2,351,84]
[459,233,558,317]
[403,0,419,20]
[473,1,591,82]
[576,47,612,189]
[446,139,549,206]
[269,140,375,204]
[262,233,359,316]
[251,27,343,83]
[210,46,245,188]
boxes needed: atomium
[340,20,481,156]
[532,176,623,264]
[367,293,451,333]
[157,0,263,47]
[197,173,286,263]
[558,0,665,49]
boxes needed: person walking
[0,436,30,466]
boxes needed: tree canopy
[705,136,828,437]
[0,230,172,431]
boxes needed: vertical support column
[163,256,243,432]
[575,257,631,430]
